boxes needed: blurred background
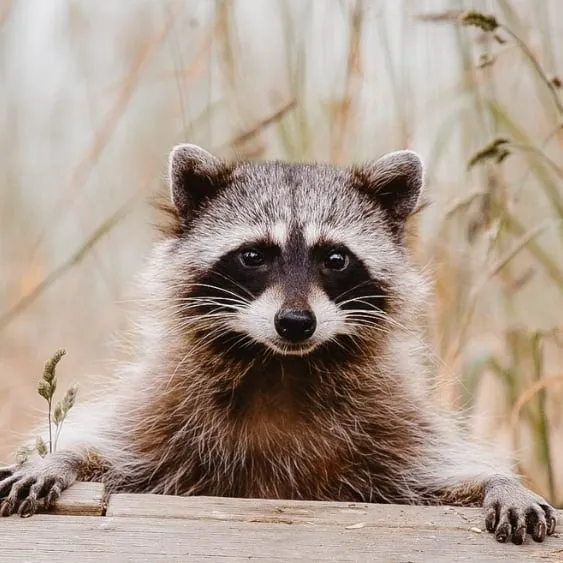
[1,0,562,507]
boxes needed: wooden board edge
[48,481,106,516]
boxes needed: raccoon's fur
[0,145,557,545]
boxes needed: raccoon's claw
[483,476,558,545]
[0,464,20,480]
[0,455,78,517]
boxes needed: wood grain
[1,483,561,562]
[107,492,486,529]
[50,481,105,516]
[1,513,562,562]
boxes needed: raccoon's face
[165,144,423,358]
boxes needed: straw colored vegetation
[0,0,562,507]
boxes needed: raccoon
[0,144,557,545]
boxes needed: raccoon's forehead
[186,163,396,268]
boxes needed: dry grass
[0,0,562,507]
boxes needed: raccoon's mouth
[267,340,320,357]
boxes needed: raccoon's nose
[274,309,317,342]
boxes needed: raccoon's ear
[168,143,225,217]
[354,150,424,236]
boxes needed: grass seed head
[468,138,510,169]
[35,436,48,458]
[42,349,66,384]
[37,379,53,401]
[459,10,499,33]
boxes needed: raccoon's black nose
[274,309,317,342]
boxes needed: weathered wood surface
[49,481,105,516]
[1,482,562,562]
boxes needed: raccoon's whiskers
[164,282,253,305]
[156,301,244,321]
[332,280,379,303]
[343,305,452,376]
[220,332,263,363]
[207,271,257,300]
[344,320,395,338]
[177,298,247,313]
[167,312,238,335]
[166,322,240,389]
[330,336,361,356]
[336,295,387,308]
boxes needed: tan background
[1,0,562,506]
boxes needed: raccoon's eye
[239,249,266,268]
[323,250,349,272]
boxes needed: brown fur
[105,342,434,502]
[0,147,557,545]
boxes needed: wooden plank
[107,493,562,533]
[107,493,488,530]
[50,482,105,516]
[1,513,562,562]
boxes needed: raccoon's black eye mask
[188,237,387,317]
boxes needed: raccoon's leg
[0,448,105,517]
[414,431,559,545]
[433,474,558,544]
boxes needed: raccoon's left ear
[168,143,227,218]
[354,150,424,236]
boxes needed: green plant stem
[500,24,563,115]
[48,398,53,455]
[54,423,61,453]
[512,123,563,201]
[530,334,555,502]
[54,421,65,452]
[511,142,563,181]
[445,219,557,365]
[503,213,563,288]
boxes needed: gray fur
[0,145,557,545]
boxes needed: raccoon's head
[162,144,424,359]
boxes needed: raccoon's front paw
[483,476,558,545]
[0,453,79,518]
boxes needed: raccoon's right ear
[168,144,225,217]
